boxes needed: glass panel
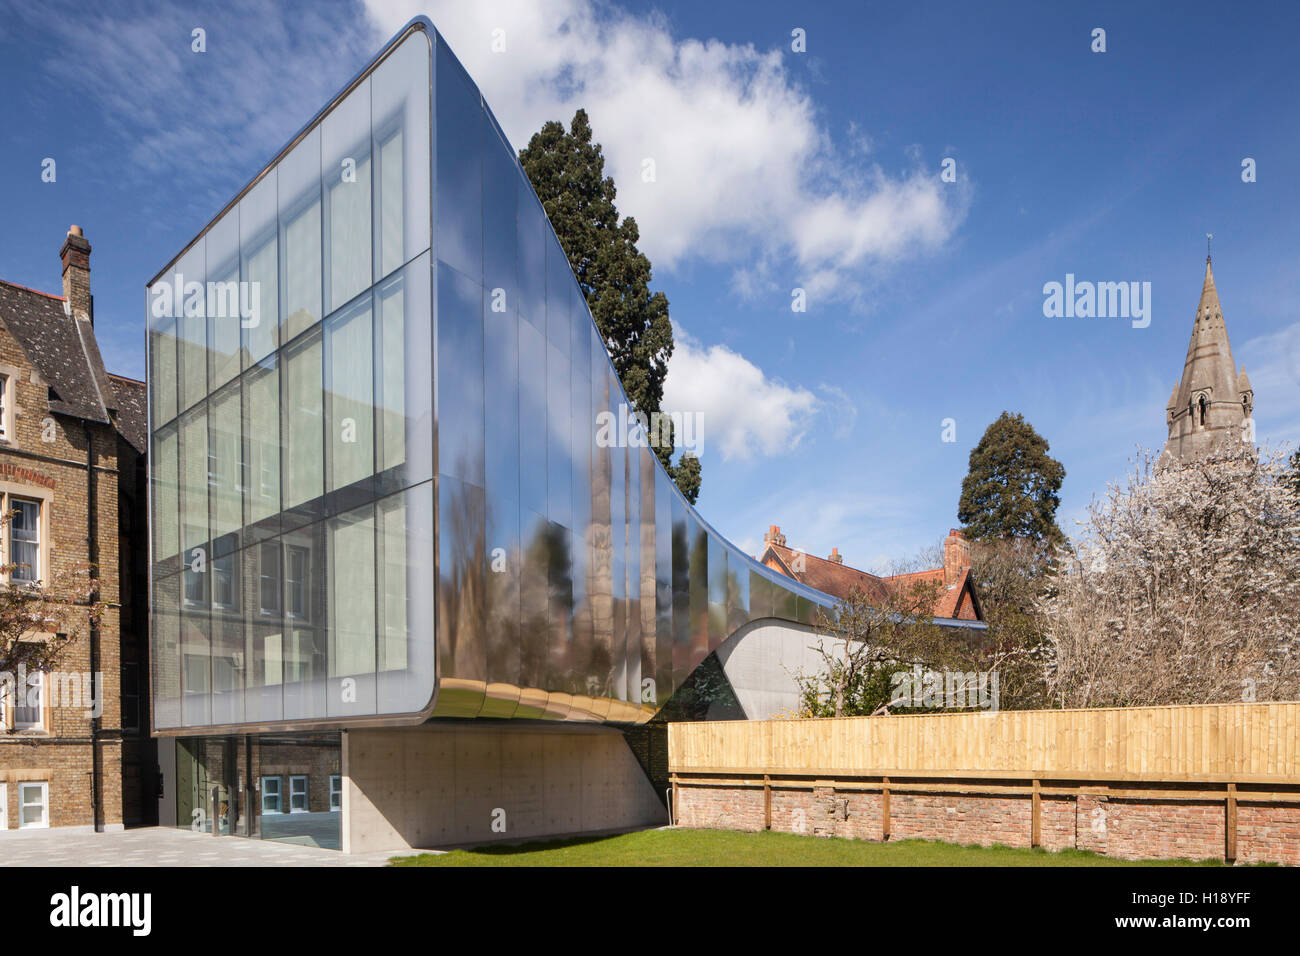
[516,175,546,330]
[519,508,549,693]
[546,240,572,353]
[152,424,180,574]
[546,342,571,528]
[608,437,626,699]
[208,382,242,544]
[322,76,372,313]
[670,489,690,689]
[324,295,374,493]
[436,262,484,487]
[282,520,328,719]
[625,443,642,704]
[206,211,241,392]
[517,317,546,517]
[175,241,207,413]
[653,466,672,710]
[210,537,243,724]
[437,472,485,715]
[150,320,178,426]
[435,49,482,282]
[246,537,284,723]
[483,123,518,323]
[708,534,726,647]
[378,482,435,714]
[328,503,377,716]
[484,302,520,696]
[638,447,657,709]
[689,515,709,672]
[373,253,432,494]
[371,32,431,280]
[282,331,324,515]
[243,360,281,534]
[279,126,322,342]
[240,169,279,365]
[178,405,208,606]
[152,574,181,728]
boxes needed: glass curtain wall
[148,22,832,734]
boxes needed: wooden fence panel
[668,701,1300,783]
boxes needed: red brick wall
[674,781,1300,865]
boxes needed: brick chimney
[943,529,971,587]
[763,524,786,548]
[828,547,843,564]
[60,224,92,323]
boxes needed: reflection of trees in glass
[655,652,743,721]
[437,471,485,681]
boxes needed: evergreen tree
[519,109,701,503]
[958,411,1065,543]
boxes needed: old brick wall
[0,307,151,831]
[674,780,1300,865]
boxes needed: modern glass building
[147,18,836,850]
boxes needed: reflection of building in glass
[147,18,974,852]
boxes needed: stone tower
[1161,256,1253,463]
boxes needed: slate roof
[0,279,144,451]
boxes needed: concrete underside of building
[343,723,666,853]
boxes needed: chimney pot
[828,547,843,564]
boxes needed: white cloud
[363,0,967,303]
[662,325,820,462]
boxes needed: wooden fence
[667,703,1300,861]
[668,701,1300,783]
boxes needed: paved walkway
[0,826,403,866]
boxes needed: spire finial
[1206,232,1213,263]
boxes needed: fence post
[1226,783,1238,863]
[1031,779,1041,848]
[882,776,891,841]
[763,774,771,830]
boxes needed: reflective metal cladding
[146,18,834,735]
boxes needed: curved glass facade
[147,19,833,734]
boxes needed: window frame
[289,774,309,813]
[329,773,342,812]
[18,781,49,829]
[260,775,283,814]
[13,668,45,731]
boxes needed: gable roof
[0,279,114,424]
[761,542,982,622]
[0,280,144,455]
[109,374,148,454]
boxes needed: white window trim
[329,774,341,812]
[0,483,52,587]
[289,774,309,813]
[14,669,46,732]
[18,781,49,829]
[0,372,10,442]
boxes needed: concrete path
[0,826,400,867]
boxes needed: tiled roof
[0,280,143,453]
[109,374,148,454]
[762,542,980,621]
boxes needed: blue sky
[2,0,1297,571]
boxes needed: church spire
[1162,252,1252,463]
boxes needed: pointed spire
[1163,250,1249,462]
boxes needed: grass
[388,827,1232,867]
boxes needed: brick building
[0,225,153,832]
[759,525,982,623]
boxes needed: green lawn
[388,827,1230,867]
